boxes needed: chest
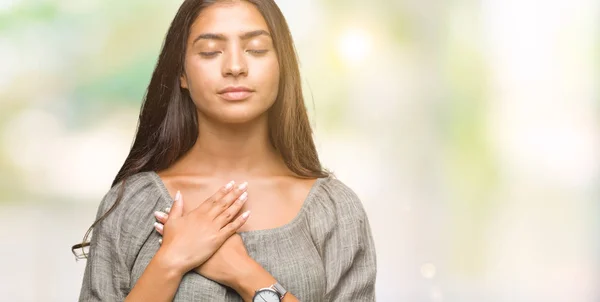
[129,224,327,301]
[171,180,313,233]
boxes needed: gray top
[78,171,377,301]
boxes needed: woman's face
[180,1,280,125]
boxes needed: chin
[211,108,268,125]
[217,115,258,124]
[196,97,273,125]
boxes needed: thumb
[170,190,184,218]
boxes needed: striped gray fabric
[78,172,377,301]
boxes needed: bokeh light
[338,28,372,64]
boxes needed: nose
[222,48,248,78]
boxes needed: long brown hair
[72,0,329,257]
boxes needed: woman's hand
[153,181,251,276]
[156,205,301,302]
[154,207,256,289]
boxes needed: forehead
[192,1,270,35]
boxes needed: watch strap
[271,282,287,299]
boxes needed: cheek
[270,67,281,102]
[259,60,280,99]
[185,62,218,96]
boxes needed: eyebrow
[192,29,271,44]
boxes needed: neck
[173,112,289,178]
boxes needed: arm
[79,197,185,302]
[321,181,377,301]
[231,261,300,302]
[78,185,132,301]
[171,233,301,302]
[124,249,183,301]
[323,216,377,301]
[79,174,180,302]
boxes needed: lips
[218,86,254,101]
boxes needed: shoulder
[307,175,374,252]
[308,175,369,237]
[309,175,369,225]
[97,171,164,217]
[92,171,166,262]
[94,171,166,241]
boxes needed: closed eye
[199,51,220,57]
[247,49,268,55]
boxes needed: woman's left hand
[154,209,257,289]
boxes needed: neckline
[147,171,327,237]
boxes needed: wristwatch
[252,282,287,302]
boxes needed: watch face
[253,289,280,302]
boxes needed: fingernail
[237,182,248,191]
[175,190,181,202]
[241,210,251,219]
[159,238,163,245]
[225,180,235,190]
[237,191,248,203]
[154,222,163,232]
[165,207,171,213]
[154,211,167,220]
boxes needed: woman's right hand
[154,180,250,275]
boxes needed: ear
[180,73,188,89]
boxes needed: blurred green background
[0,0,598,301]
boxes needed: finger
[201,180,236,209]
[220,210,250,238]
[206,181,248,219]
[170,190,184,219]
[215,191,248,227]
[154,211,169,224]
[154,222,164,235]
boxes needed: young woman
[75,0,377,301]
